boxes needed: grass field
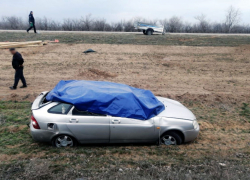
[2,32,250,46]
[0,32,250,179]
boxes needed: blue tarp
[46,80,165,120]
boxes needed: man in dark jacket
[27,11,36,33]
[9,48,27,90]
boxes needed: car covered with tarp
[30,80,199,147]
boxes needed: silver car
[30,91,199,147]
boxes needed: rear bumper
[30,122,56,143]
[183,127,199,142]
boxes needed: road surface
[1,29,250,36]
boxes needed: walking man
[9,48,27,90]
[27,11,36,33]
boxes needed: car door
[110,117,156,143]
[66,107,110,143]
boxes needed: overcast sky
[0,0,249,24]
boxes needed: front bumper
[183,127,199,142]
[30,122,56,143]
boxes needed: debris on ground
[219,163,226,167]
[44,39,59,43]
[83,49,96,54]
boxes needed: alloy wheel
[55,135,73,147]
[161,135,177,145]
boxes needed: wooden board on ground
[0,41,44,49]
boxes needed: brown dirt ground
[0,43,249,101]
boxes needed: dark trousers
[27,24,37,33]
[14,67,27,88]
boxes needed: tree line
[0,6,249,33]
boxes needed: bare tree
[81,14,93,31]
[93,19,106,31]
[37,17,49,30]
[36,17,61,31]
[2,16,24,29]
[224,6,241,33]
[49,20,61,31]
[62,19,73,31]
[104,23,112,31]
[183,22,193,33]
[194,14,210,33]
[123,20,135,32]
[72,19,82,31]
[211,22,223,33]
[167,16,183,32]
[112,21,123,31]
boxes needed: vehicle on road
[134,22,165,35]
[30,91,199,147]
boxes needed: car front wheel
[52,135,75,147]
[160,132,182,145]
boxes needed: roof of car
[46,80,165,120]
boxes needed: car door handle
[112,119,120,124]
[69,119,78,123]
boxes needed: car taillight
[31,115,40,129]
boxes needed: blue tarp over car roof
[46,80,165,120]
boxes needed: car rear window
[48,103,72,114]
[72,108,106,116]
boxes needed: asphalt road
[1,29,250,36]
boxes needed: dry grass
[88,68,118,78]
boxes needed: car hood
[156,96,196,121]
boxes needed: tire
[146,29,153,35]
[143,30,146,35]
[52,135,76,147]
[160,131,183,145]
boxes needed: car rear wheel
[146,29,153,35]
[52,135,75,147]
[143,30,146,35]
[160,132,182,145]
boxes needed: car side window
[48,103,72,114]
[72,108,106,116]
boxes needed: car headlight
[192,120,199,130]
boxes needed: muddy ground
[0,34,250,179]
